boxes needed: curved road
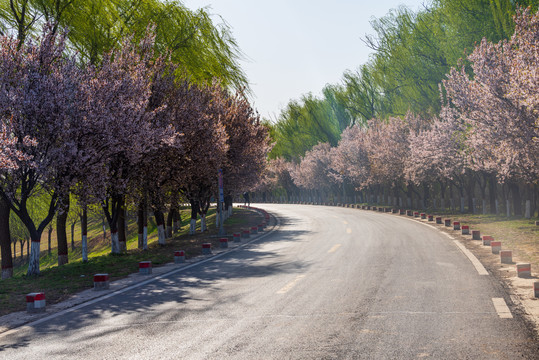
[1,204,537,359]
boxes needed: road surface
[1,204,537,359]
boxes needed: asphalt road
[1,204,537,359]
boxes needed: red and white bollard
[233,232,241,243]
[250,226,258,235]
[444,219,451,227]
[414,212,419,218]
[490,241,501,254]
[420,213,426,219]
[436,216,442,224]
[220,237,229,249]
[472,230,481,240]
[534,282,539,298]
[517,263,531,278]
[139,261,152,275]
[202,243,212,255]
[26,292,46,313]
[242,229,250,239]
[500,250,513,264]
[482,235,493,246]
[453,221,460,230]
[93,274,110,290]
[174,250,186,264]
[461,225,470,235]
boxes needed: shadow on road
[2,221,312,346]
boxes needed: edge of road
[332,204,539,339]
[0,206,282,337]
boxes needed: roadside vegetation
[0,206,262,316]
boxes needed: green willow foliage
[0,0,247,89]
[270,0,538,160]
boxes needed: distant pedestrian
[243,192,250,206]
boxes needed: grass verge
[0,207,263,316]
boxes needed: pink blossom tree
[0,27,90,275]
[442,8,539,215]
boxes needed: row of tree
[259,9,538,219]
[269,0,538,161]
[0,26,269,279]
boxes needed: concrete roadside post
[93,274,110,290]
[500,250,513,264]
[491,241,501,254]
[26,292,46,313]
[174,250,186,264]
[220,238,228,249]
[517,263,531,278]
[202,243,212,255]
[139,261,152,275]
[482,235,493,246]
[461,225,470,235]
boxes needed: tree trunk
[189,200,198,235]
[48,226,52,255]
[57,194,69,266]
[488,175,497,214]
[138,202,144,249]
[154,209,166,246]
[509,183,522,216]
[81,205,88,262]
[173,209,181,233]
[166,208,174,238]
[118,196,127,252]
[70,220,76,251]
[0,197,13,279]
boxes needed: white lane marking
[277,275,306,294]
[328,244,342,253]
[492,298,513,318]
[346,228,352,234]
[453,240,489,275]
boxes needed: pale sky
[180,0,430,121]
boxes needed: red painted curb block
[427,215,433,221]
[490,241,501,254]
[461,225,469,235]
[436,216,442,224]
[482,235,493,246]
[453,221,460,230]
[250,226,258,234]
[500,250,513,264]
[202,243,212,255]
[94,273,110,290]
[139,261,152,275]
[241,229,250,239]
[534,282,539,298]
[258,224,264,231]
[220,237,229,249]
[233,232,241,243]
[26,292,46,313]
[444,219,451,227]
[420,213,426,219]
[174,250,186,264]
[517,263,531,278]
[472,230,481,240]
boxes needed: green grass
[0,207,263,316]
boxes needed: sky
[180,0,430,121]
